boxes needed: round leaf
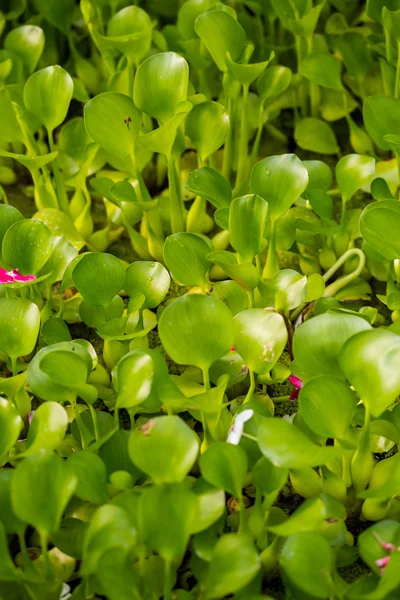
[199,442,247,498]
[0,398,23,460]
[229,194,268,261]
[72,253,125,307]
[0,298,40,359]
[164,232,211,287]
[24,65,73,131]
[336,154,375,204]
[124,261,170,309]
[295,118,339,155]
[25,402,69,455]
[186,101,229,161]
[2,219,53,275]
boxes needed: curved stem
[244,369,255,404]
[262,221,279,280]
[322,248,366,298]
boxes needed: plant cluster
[2,0,400,599]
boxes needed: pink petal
[375,555,391,572]
[289,375,303,389]
[0,268,14,283]
[289,389,300,401]
[230,346,236,352]
[10,269,36,283]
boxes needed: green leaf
[360,200,400,260]
[229,194,268,261]
[82,504,136,575]
[0,84,40,144]
[84,92,140,160]
[295,118,339,154]
[273,269,307,311]
[164,232,211,287]
[203,534,260,599]
[129,415,199,484]
[186,166,231,209]
[158,294,234,370]
[194,10,246,72]
[24,402,69,456]
[0,148,57,172]
[280,532,333,598]
[124,261,170,309]
[258,417,341,469]
[200,442,248,498]
[303,160,333,192]
[2,218,53,275]
[383,7,400,41]
[35,0,75,34]
[138,483,195,561]
[34,208,85,251]
[340,329,400,417]
[4,25,44,75]
[67,451,108,505]
[24,65,73,132]
[226,51,273,87]
[257,65,293,103]
[72,252,125,307]
[105,5,152,64]
[11,453,77,535]
[363,95,400,151]
[233,309,287,375]
[0,298,40,359]
[0,398,22,461]
[190,478,226,534]
[300,52,343,91]
[292,311,371,380]
[186,101,229,160]
[250,154,309,221]
[0,205,23,260]
[300,376,357,439]
[134,52,189,124]
[336,154,375,204]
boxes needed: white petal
[235,409,254,425]
[227,422,244,445]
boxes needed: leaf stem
[48,129,69,214]
[244,369,255,404]
[235,84,249,189]
[167,153,185,233]
[262,221,279,280]
[322,248,366,298]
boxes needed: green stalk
[222,96,234,181]
[295,35,308,117]
[322,248,366,298]
[163,559,173,600]
[262,222,279,280]
[395,40,400,98]
[88,404,100,442]
[235,84,250,188]
[48,129,70,214]
[385,26,393,66]
[244,369,255,404]
[250,102,265,168]
[40,531,52,581]
[167,152,185,233]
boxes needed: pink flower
[230,346,236,352]
[0,268,36,284]
[375,555,391,574]
[288,375,303,401]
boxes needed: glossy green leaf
[303,160,333,192]
[105,5,152,64]
[2,218,53,275]
[336,154,375,204]
[226,51,273,87]
[233,309,287,375]
[229,194,268,261]
[11,453,77,534]
[0,398,23,461]
[203,534,260,599]
[72,253,125,307]
[0,84,40,143]
[200,442,247,498]
[24,65,73,131]
[300,376,357,439]
[164,232,211,287]
[24,402,69,455]
[300,52,343,91]
[364,95,400,151]
[84,92,140,160]
[250,154,308,221]
[124,261,170,309]
[0,298,40,359]
[340,329,400,417]
[185,166,231,209]
[360,200,400,260]
[4,25,44,75]
[0,205,23,258]
[256,65,293,102]
[190,478,226,534]
[292,311,371,380]
[159,294,234,370]
[134,52,189,124]
[186,101,229,160]
[295,118,339,154]
[258,417,341,469]
[34,208,85,251]
[194,10,246,72]
[67,452,108,505]
[139,483,195,561]
[129,415,199,484]
[273,269,307,311]
[35,0,75,34]
[280,532,333,598]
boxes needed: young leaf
[24,65,74,131]
[336,154,375,204]
[72,253,125,307]
[186,101,229,161]
[229,194,268,261]
[0,298,40,359]
[194,10,246,72]
[164,232,211,287]
[200,442,248,498]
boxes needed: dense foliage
[2,0,400,598]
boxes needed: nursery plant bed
[2,0,400,599]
